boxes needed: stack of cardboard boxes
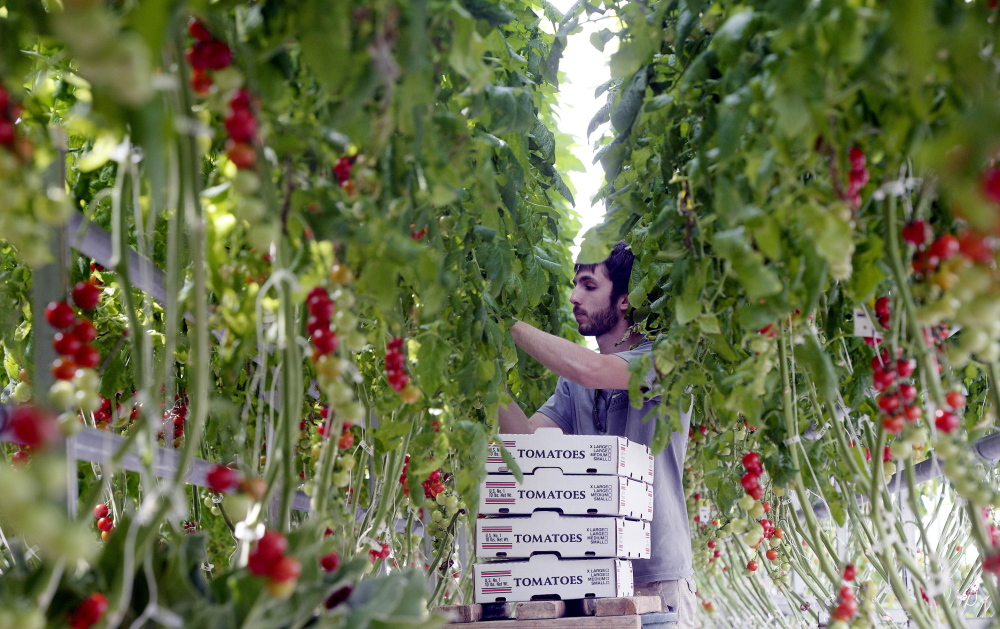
[473,428,654,603]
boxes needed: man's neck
[595,320,643,354]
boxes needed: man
[498,241,696,627]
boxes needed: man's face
[570,264,622,337]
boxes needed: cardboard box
[476,511,651,559]
[479,468,653,521]
[474,554,633,603]
[487,428,654,484]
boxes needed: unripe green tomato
[890,440,912,459]
[342,330,367,352]
[781,562,791,572]
[748,522,764,537]
[236,196,266,221]
[58,411,82,436]
[883,461,897,477]
[438,215,456,234]
[742,532,762,548]
[738,494,755,511]
[769,537,782,548]
[204,496,214,508]
[73,368,100,392]
[729,518,747,534]
[331,470,351,487]
[772,487,786,497]
[12,381,32,403]
[247,222,278,251]
[222,494,251,522]
[719,447,731,456]
[431,510,444,522]
[47,380,76,411]
[75,389,102,413]
[302,482,315,496]
[333,310,358,331]
[436,492,449,505]
[339,455,356,471]
[327,381,353,406]
[213,67,245,92]
[210,506,221,516]
[748,502,765,519]
[341,401,365,424]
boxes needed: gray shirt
[537,340,693,583]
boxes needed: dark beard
[576,301,620,337]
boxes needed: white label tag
[699,507,711,521]
[853,308,882,339]
[360,440,373,456]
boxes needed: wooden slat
[480,602,517,621]
[581,596,662,617]
[594,596,661,617]
[514,600,566,620]
[437,604,482,623]
[454,616,642,628]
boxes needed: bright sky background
[545,1,616,260]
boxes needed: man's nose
[569,286,582,305]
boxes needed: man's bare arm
[510,320,633,389]
[498,397,561,434]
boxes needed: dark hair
[574,241,634,302]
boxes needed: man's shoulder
[612,338,653,357]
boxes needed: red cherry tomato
[45,301,76,329]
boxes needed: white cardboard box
[479,468,653,521]
[476,511,651,559]
[487,428,654,484]
[474,554,633,603]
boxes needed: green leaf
[497,442,523,483]
[463,0,516,26]
[793,334,837,404]
[709,11,756,66]
[610,66,648,134]
[675,263,704,325]
[712,228,783,299]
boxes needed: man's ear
[616,292,630,315]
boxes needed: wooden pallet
[436,595,663,627]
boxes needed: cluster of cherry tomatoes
[738,451,765,501]
[69,592,108,629]
[367,541,392,562]
[47,288,101,379]
[247,530,301,597]
[224,89,259,170]
[384,337,409,392]
[93,503,114,541]
[0,85,29,161]
[306,286,340,361]
[333,155,356,194]
[870,345,924,434]
[186,19,233,95]
[846,147,869,208]
[830,582,858,623]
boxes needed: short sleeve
[536,377,576,434]
[612,343,656,389]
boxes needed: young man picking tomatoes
[498,241,696,627]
